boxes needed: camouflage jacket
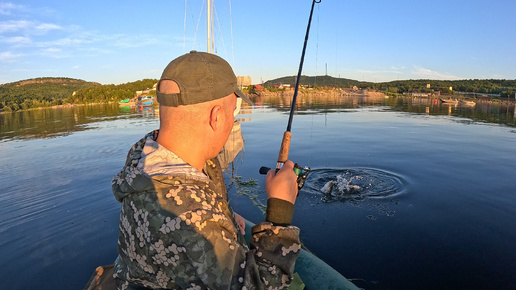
[112,132,301,289]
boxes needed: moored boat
[440,98,458,104]
[459,99,476,106]
[118,98,137,106]
[137,95,154,107]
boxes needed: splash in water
[303,168,407,217]
[321,174,363,195]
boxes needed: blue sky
[1,0,515,85]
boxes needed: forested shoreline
[265,76,516,99]
[2,76,515,113]
[0,78,157,112]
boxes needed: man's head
[155,52,249,170]
[156,51,251,107]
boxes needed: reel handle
[259,164,310,190]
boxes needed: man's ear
[209,105,222,131]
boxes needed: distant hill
[0,77,100,111]
[1,77,100,93]
[69,79,157,104]
[264,75,367,88]
[263,75,516,98]
[0,77,157,112]
[3,77,100,88]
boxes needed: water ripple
[303,167,407,217]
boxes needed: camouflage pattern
[112,131,301,289]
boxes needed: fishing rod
[259,0,321,189]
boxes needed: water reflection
[251,91,388,111]
[249,93,516,127]
[1,95,514,142]
[0,103,158,141]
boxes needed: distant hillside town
[2,76,515,113]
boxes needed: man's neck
[156,132,207,172]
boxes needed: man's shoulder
[149,175,226,209]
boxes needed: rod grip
[277,131,291,164]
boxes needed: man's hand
[234,212,246,235]
[265,160,299,204]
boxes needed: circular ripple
[303,167,406,203]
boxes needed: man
[112,51,301,289]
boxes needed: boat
[137,95,154,107]
[119,96,154,108]
[459,99,476,106]
[118,98,136,106]
[85,220,360,290]
[244,221,360,289]
[440,98,458,105]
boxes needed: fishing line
[314,4,319,85]
[285,0,321,134]
[308,3,321,168]
[260,0,321,190]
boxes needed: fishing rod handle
[277,131,291,166]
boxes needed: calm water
[1,96,515,289]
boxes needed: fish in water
[321,174,362,196]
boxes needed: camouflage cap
[156,51,252,107]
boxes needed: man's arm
[114,160,301,289]
[159,161,300,289]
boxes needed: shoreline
[251,89,516,104]
[2,91,514,115]
[0,101,117,115]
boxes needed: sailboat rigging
[184,0,233,57]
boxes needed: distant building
[410,92,431,97]
[237,76,251,89]
[135,85,157,97]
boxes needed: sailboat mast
[207,0,213,53]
